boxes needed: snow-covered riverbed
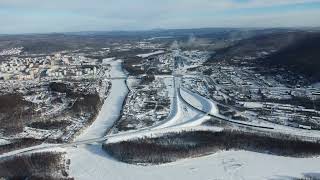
[74,60,128,141]
[68,59,129,177]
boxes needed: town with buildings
[1,29,320,180]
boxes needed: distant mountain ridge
[261,33,320,82]
[209,31,320,82]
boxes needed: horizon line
[1,26,319,36]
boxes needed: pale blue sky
[1,0,320,34]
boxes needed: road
[178,87,274,130]
[0,75,215,159]
[2,51,320,160]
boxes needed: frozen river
[74,60,128,141]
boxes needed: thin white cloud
[1,0,320,11]
[0,0,320,33]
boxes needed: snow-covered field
[137,50,165,58]
[180,87,219,115]
[102,57,116,64]
[68,146,320,180]
[0,139,10,146]
[312,82,320,88]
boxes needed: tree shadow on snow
[83,143,127,163]
[269,172,320,180]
